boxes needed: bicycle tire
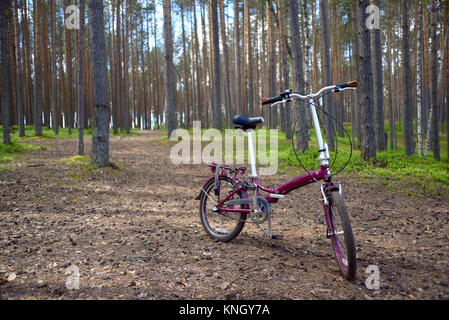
[199,176,247,242]
[326,191,357,281]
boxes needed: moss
[0,140,37,163]
[60,155,92,167]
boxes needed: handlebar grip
[261,95,283,106]
[336,80,358,89]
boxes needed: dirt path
[1,132,448,300]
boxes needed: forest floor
[1,131,449,300]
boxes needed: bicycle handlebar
[261,81,358,106]
[261,95,283,106]
[336,80,358,89]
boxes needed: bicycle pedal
[271,234,285,240]
[241,181,257,191]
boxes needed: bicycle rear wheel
[326,191,357,281]
[199,176,247,242]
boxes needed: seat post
[247,130,257,178]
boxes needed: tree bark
[234,0,242,115]
[244,0,254,118]
[33,0,42,136]
[22,0,34,126]
[163,0,176,135]
[13,0,24,137]
[123,0,130,133]
[402,0,415,157]
[386,1,396,151]
[219,0,232,127]
[416,1,424,156]
[180,2,191,129]
[278,0,291,139]
[1,0,11,144]
[370,0,386,151]
[51,0,58,134]
[351,3,361,148]
[114,0,121,133]
[319,0,335,151]
[78,0,85,155]
[210,0,222,129]
[267,1,276,129]
[89,0,110,166]
[429,0,440,160]
[64,0,73,134]
[356,0,376,159]
[288,0,307,152]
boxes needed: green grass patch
[0,125,141,167]
[60,155,92,167]
[2,125,141,141]
[59,155,100,180]
[0,140,38,163]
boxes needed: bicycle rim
[200,177,246,241]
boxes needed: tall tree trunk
[429,0,440,160]
[78,0,85,155]
[319,0,335,151]
[267,1,276,129]
[370,0,386,151]
[22,0,34,126]
[417,1,424,156]
[123,0,130,133]
[402,0,415,157]
[1,0,11,144]
[153,8,161,129]
[114,0,121,133]
[278,0,291,138]
[289,0,307,152]
[181,2,191,129]
[351,3,361,148]
[193,0,202,123]
[64,0,73,134]
[211,0,222,129]
[163,0,176,135]
[386,1,396,151]
[51,0,58,134]
[201,1,210,127]
[89,0,110,167]
[234,0,242,115]
[13,0,24,137]
[42,1,50,129]
[219,0,232,127]
[140,15,147,130]
[244,0,254,118]
[33,0,42,136]
[356,0,376,159]
[437,27,448,156]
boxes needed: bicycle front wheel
[199,176,247,242]
[326,191,357,281]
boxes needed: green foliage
[275,126,449,198]
[2,125,141,141]
[0,140,37,163]
[60,155,92,167]
[59,155,101,180]
[0,125,140,165]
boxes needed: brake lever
[334,87,357,93]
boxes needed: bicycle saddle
[233,115,265,131]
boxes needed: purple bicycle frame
[213,164,333,215]
[206,163,345,270]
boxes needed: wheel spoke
[200,177,247,242]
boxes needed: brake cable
[289,90,353,179]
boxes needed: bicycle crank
[251,198,271,225]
